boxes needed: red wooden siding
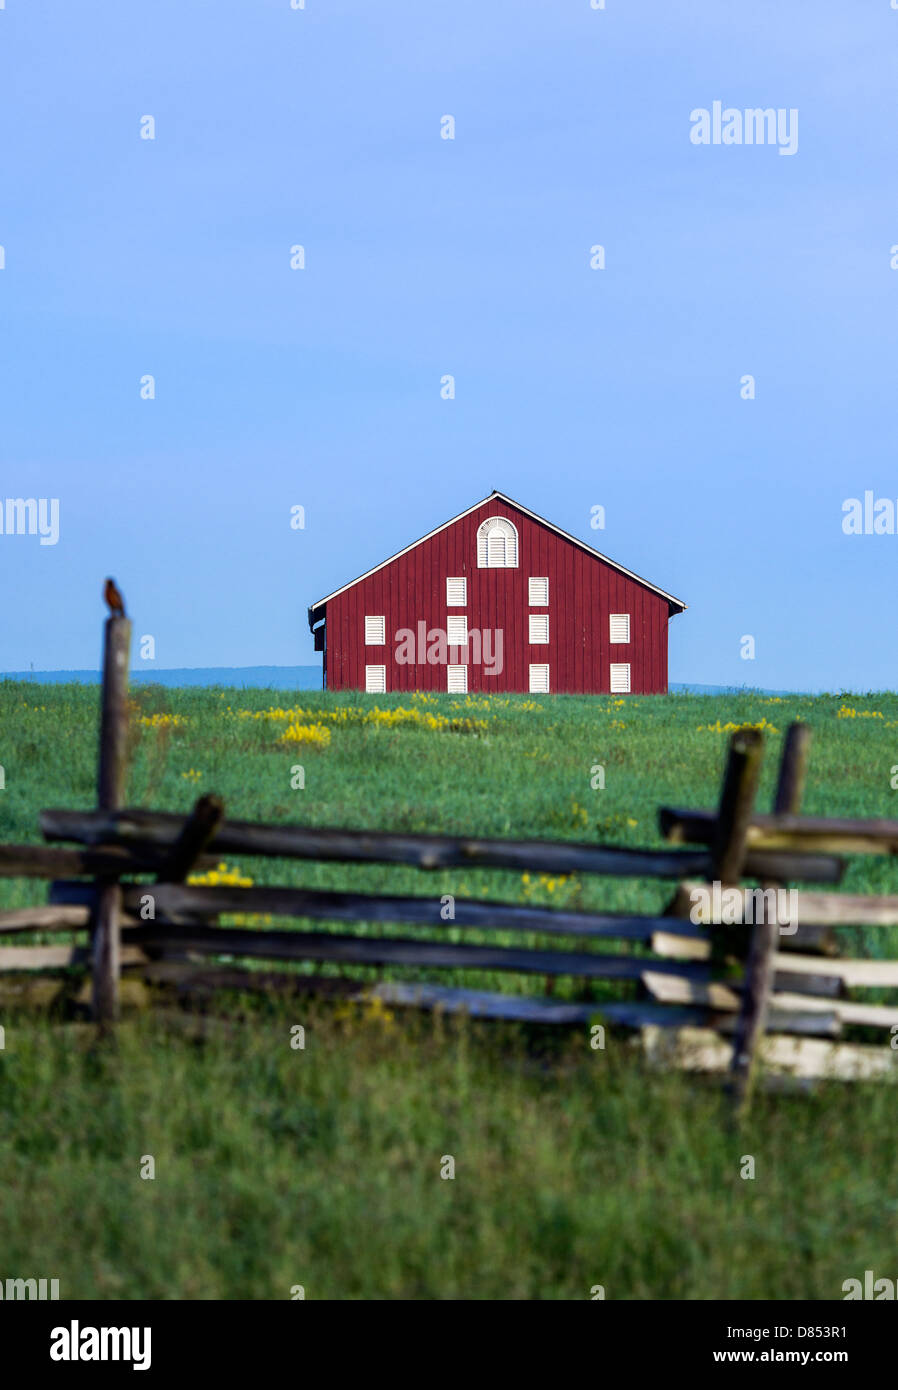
[320,498,675,695]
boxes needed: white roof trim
[308,490,686,617]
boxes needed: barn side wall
[322,498,672,694]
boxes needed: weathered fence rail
[2,584,898,1108]
[661,807,898,856]
[38,807,844,883]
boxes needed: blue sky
[1,0,897,690]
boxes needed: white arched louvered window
[476,516,518,568]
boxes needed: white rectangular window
[364,615,385,645]
[529,663,550,693]
[529,614,549,644]
[447,665,467,693]
[446,615,468,646]
[365,664,386,693]
[609,613,630,644]
[529,576,549,606]
[610,663,631,693]
[446,577,467,606]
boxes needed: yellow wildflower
[278,722,331,747]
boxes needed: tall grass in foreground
[1,1003,896,1300]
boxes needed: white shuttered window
[529,664,550,693]
[447,665,467,693]
[528,577,549,606]
[477,517,519,568]
[365,665,386,693]
[446,577,467,606]
[609,613,630,644]
[610,663,631,693]
[364,615,385,645]
[446,616,468,646]
[529,614,549,644]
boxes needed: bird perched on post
[103,578,126,618]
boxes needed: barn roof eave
[308,490,687,616]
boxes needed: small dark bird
[104,577,126,618]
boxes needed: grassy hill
[1,681,897,1298]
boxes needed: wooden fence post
[702,727,765,1110]
[92,610,132,1024]
[710,728,765,889]
[155,793,225,932]
[731,722,811,1112]
[156,794,225,884]
[704,729,766,986]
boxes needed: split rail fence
[3,599,898,1106]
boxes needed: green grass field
[1,680,898,1299]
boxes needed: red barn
[307,490,686,695]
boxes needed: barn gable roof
[307,489,686,627]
